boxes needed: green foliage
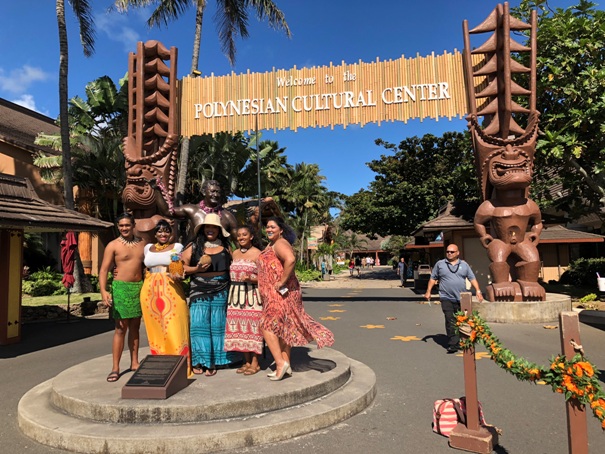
[295,268,322,282]
[514,1,605,218]
[559,258,605,287]
[579,293,598,304]
[22,267,69,297]
[341,131,479,236]
[34,75,128,224]
[23,233,57,272]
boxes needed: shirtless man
[99,212,146,382]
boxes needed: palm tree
[345,231,368,258]
[114,0,291,202]
[35,76,128,223]
[283,163,331,263]
[185,132,251,201]
[56,0,95,210]
[236,139,292,200]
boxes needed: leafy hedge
[22,267,104,297]
[559,258,605,288]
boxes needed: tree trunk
[56,0,74,210]
[176,2,206,204]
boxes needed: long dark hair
[238,224,263,249]
[265,216,296,245]
[192,223,230,260]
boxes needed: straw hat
[194,213,230,238]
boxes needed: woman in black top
[182,213,236,376]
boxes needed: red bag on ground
[432,397,486,437]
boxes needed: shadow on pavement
[0,317,114,358]
[421,333,449,350]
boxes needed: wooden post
[559,312,589,454]
[449,292,497,453]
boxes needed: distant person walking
[348,258,355,276]
[424,244,483,353]
[99,213,145,382]
[355,256,362,278]
[397,257,407,287]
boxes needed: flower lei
[199,200,223,214]
[455,310,605,430]
[154,176,175,214]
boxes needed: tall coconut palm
[56,0,95,210]
[114,0,291,202]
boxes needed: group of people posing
[100,212,334,383]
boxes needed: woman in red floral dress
[258,217,334,381]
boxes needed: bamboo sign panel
[180,50,472,136]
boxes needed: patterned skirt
[189,275,237,368]
[224,282,263,354]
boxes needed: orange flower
[577,362,594,377]
[470,331,477,342]
[506,360,514,369]
[601,420,605,430]
[556,388,564,393]
[573,364,583,378]
[456,315,468,323]
[598,398,605,408]
[529,368,541,378]
[596,408,604,418]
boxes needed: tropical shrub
[559,258,605,288]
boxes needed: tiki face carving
[470,112,539,201]
[489,144,532,190]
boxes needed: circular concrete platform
[18,347,376,453]
[472,292,571,323]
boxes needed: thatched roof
[0,174,112,232]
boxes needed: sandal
[205,368,217,377]
[192,367,204,375]
[244,366,260,376]
[236,364,249,374]
[106,371,120,382]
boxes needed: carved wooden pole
[559,312,588,454]
[449,292,497,453]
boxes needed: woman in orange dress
[140,220,190,359]
[257,217,334,381]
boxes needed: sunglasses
[446,250,457,254]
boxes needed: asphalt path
[2,271,604,453]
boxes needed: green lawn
[22,293,102,307]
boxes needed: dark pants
[440,299,460,347]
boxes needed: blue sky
[0,0,588,196]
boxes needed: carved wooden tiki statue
[463,3,545,301]
[122,41,179,242]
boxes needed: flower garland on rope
[455,310,605,430]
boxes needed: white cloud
[10,94,50,116]
[96,11,141,52]
[0,65,52,94]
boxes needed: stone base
[472,293,571,323]
[18,347,376,454]
[449,423,498,453]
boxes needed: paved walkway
[3,270,604,453]
[302,265,404,289]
